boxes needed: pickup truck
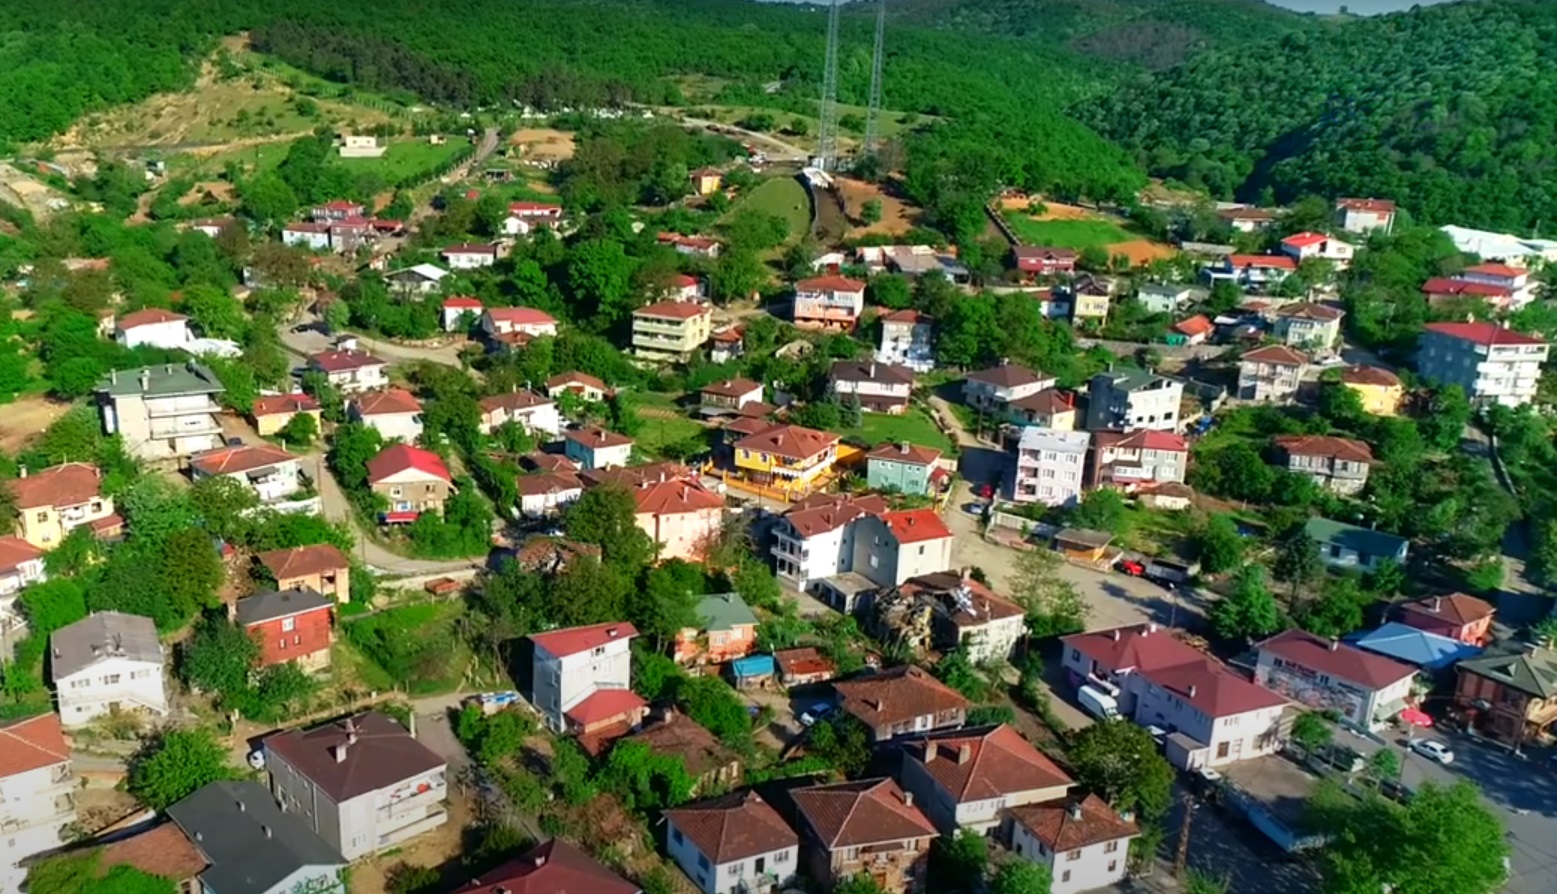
[1145,557,1197,585]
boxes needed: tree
[323,297,352,333]
[183,284,248,340]
[127,729,239,811]
[1197,513,1245,573]
[1295,576,1367,638]
[833,875,886,894]
[927,829,987,894]
[1272,531,1322,594]
[189,476,261,542]
[1013,547,1090,639]
[933,649,989,701]
[564,485,658,570]
[1069,488,1128,536]
[27,853,174,894]
[1068,721,1175,823]
[677,675,751,744]
[807,713,872,776]
[159,528,226,620]
[989,861,1053,894]
[1289,710,1333,753]
[1418,385,1471,451]
[1209,564,1283,642]
[181,615,260,696]
[1181,869,1230,894]
[633,559,705,648]
[861,199,884,225]
[1366,747,1401,785]
[278,411,319,448]
[1308,780,1507,894]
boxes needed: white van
[1078,684,1122,721]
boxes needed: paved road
[671,115,808,162]
[281,320,467,369]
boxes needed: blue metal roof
[731,655,776,678]
[1346,622,1482,671]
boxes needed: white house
[876,309,935,372]
[563,426,634,470]
[282,223,332,251]
[964,363,1055,414]
[664,791,799,894]
[1011,427,1090,506]
[440,244,498,269]
[792,276,866,331]
[1136,283,1195,316]
[50,612,168,727]
[1334,197,1396,235]
[308,350,388,394]
[479,390,561,437]
[480,306,559,342]
[385,264,449,295]
[503,201,564,236]
[770,493,887,591]
[518,472,583,518]
[0,536,47,597]
[1279,232,1355,267]
[1010,795,1138,894]
[529,622,649,735]
[1461,262,1535,306]
[1304,517,1410,573]
[1254,630,1417,731]
[1085,368,1183,432]
[1417,321,1550,408]
[95,363,226,461]
[1061,624,1288,770]
[441,296,484,331]
[189,443,305,503]
[114,309,190,350]
[0,714,75,894]
[828,359,915,414]
[350,388,424,443]
[897,724,1073,835]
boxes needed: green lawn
[332,139,469,183]
[1000,213,1136,249]
[730,176,811,246]
[836,406,954,453]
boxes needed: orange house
[1397,593,1495,647]
[674,592,759,666]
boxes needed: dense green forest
[1086,0,1557,231]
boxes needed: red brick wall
[248,607,332,666]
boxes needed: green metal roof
[1457,648,1557,699]
[696,592,758,632]
[96,362,224,397]
[1303,517,1408,558]
[1105,367,1167,392]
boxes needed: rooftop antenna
[864,0,886,154]
[818,0,843,172]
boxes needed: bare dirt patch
[0,397,71,452]
[1109,238,1177,265]
[836,176,917,237]
[179,180,237,205]
[998,196,1094,221]
[508,128,576,162]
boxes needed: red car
[976,483,996,500]
[1117,559,1145,576]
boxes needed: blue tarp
[1346,622,1482,671]
[731,655,776,679]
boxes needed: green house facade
[865,442,944,496]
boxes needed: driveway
[313,452,481,576]
[281,321,466,369]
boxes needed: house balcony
[634,318,698,335]
[145,399,222,419]
[149,416,221,440]
[772,536,809,561]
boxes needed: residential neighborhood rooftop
[264,712,443,802]
[530,621,639,658]
[1258,629,1417,689]
[792,777,937,848]
[833,664,969,730]
[663,790,798,865]
[1423,321,1547,347]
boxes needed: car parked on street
[1409,739,1454,764]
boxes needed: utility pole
[863,0,887,155]
[817,0,843,171]
[1173,789,1196,878]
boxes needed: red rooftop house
[1396,593,1496,647]
[1013,246,1079,278]
[453,838,640,894]
[311,200,366,221]
[1254,630,1417,731]
[528,622,648,739]
[793,276,867,332]
[1334,197,1396,234]
[234,588,334,672]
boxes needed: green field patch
[835,406,954,454]
[1000,214,1136,249]
[728,175,811,247]
[331,138,470,184]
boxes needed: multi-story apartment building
[0,714,75,893]
[849,510,955,591]
[866,442,943,496]
[581,463,725,562]
[1254,630,1417,732]
[529,622,648,736]
[95,363,225,460]
[1009,795,1138,894]
[632,301,713,362]
[1417,321,1550,407]
[1237,345,1309,402]
[1084,369,1183,432]
[1271,434,1373,495]
[792,779,937,894]
[1334,197,1396,235]
[877,309,935,372]
[265,712,447,861]
[49,611,167,727]
[1087,429,1187,491]
[792,276,867,332]
[1011,428,1090,506]
[665,791,799,894]
[829,360,915,414]
[10,463,120,549]
[1272,303,1345,356]
[366,444,452,522]
[964,363,1055,414]
[771,493,888,590]
[1453,646,1557,748]
[169,781,347,894]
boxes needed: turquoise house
[865,442,944,496]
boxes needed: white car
[1409,739,1454,765]
[246,749,266,770]
[799,703,833,727]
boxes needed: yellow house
[690,167,724,197]
[1339,365,1404,416]
[733,423,840,493]
[251,393,325,437]
[10,463,121,549]
[633,300,713,362]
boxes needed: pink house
[581,464,725,561]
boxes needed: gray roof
[264,712,445,803]
[1096,368,1173,393]
[96,362,224,398]
[235,588,334,627]
[1304,517,1408,559]
[167,781,344,894]
[1457,647,1557,699]
[49,612,162,681]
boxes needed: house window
[1105,841,1119,854]
[279,639,287,650]
[1108,860,1119,873]
[775,851,790,863]
[35,512,46,522]
[672,828,683,845]
[1062,871,1072,884]
[1216,742,1230,758]
[390,486,404,498]
[1066,850,1081,861]
[282,617,296,633]
[592,646,606,657]
[104,674,121,685]
[697,855,710,871]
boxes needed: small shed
[730,654,776,689]
[1055,528,1114,564]
[774,647,838,687]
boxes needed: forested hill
[1084,0,1557,232]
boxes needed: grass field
[730,176,811,247]
[1000,214,1136,249]
[333,139,469,183]
[836,406,953,453]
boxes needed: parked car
[800,703,833,727]
[1077,685,1121,721]
[1409,739,1454,764]
[1117,559,1145,576]
[247,749,266,770]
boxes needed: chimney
[237,800,246,812]
[139,369,150,391]
[1432,596,1442,613]
[1188,684,1198,698]
[532,854,547,869]
[1111,629,1121,641]
[902,791,914,808]
[333,743,348,762]
[1068,802,1083,821]
[924,743,937,763]
[1329,638,1340,651]
[957,744,972,765]
[900,441,910,455]
[262,825,272,839]
[608,627,619,638]
[868,362,877,378]
[1148,623,1159,634]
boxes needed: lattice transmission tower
[817,0,843,171]
[864,0,887,154]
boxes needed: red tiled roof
[9,463,102,509]
[663,790,797,865]
[564,425,633,450]
[879,509,952,544]
[442,243,497,255]
[517,471,583,498]
[97,822,208,882]
[866,441,942,466]
[252,393,321,417]
[1229,254,1297,270]
[1424,321,1547,347]
[1174,315,1214,338]
[1009,388,1074,415]
[701,378,763,399]
[774,647,836,679]
[366,444,451,484]
[830,359,915,386]
[881,308,930,324]
[1340,365,1402,388]
[635,300,708,320]
[630,479,724,516]
[310,349,386,373]
[733,424,838,462]
[508,201,563,214]
[1063,624,1206,676]
[1217,206,1275,221]
[0,535,44,573]
[1337,197,1396,214]
[833,665,969,730]
[256,544,348,582]
[453,839,637,894]
[479,390,551,414]
[284,222,331,234]
[442,296,484,309]
[1421,277,1512,299]
[1114,429,1188,453]
[1150,660,1288,716]
[565,688,649,727]
[1013,246,1079,261]
[116,308,188,330]
[1275,302,1343,322]
[485,306,557,327]
[1241,344,1310,365]
[1464,262,1525,279]
[671,273,699,288]
[1010,794,1139,852]
[1397,592,1495,628]
[318,200,362,211]
[1258,629,1416,689]
[966,363,1044,388]
[354,388,423,416]
[792,778,938,848]
[0,713,69,777]
[905,724,1070,802]
[547,371,609,392]
[1281,232,1328,248]
[711,327,743,344]
[783,492,889,538]
[523,452,579,473]
[797,275,865,293]
[1273,434,1374,464]
[530,621,639,658]
[189,443,298,476]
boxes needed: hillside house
[866,442,943,496]
[664,791,797,894]
[0,537,45,601]
[1009,795,1138,894]
[1453,647,1557,747]
[256,544,351,603]
[1304,517,1409,573]
[792,778,937,894]
[385,264,449,295]
[658,232,722,258]
[1396,593,1496,647]
[793,276,866,331]
[440,243,498,269]
[1254,630,1417,731]
[95,363,225,460]
[529,622,648,737]
[366,444,452,523]
[9,463,120,550]
[1167,314,1214,346]
[1011,427,1090,506]
[1237,345,1309,402]
[1338,366,1404,416]
[564,426,634,471]
[1216,206,1276,232]
[282,222,332,251]
[1087,429,1188,490]
[873,572,1027,665]
[1278,232,1355,267]
[189,443,304,503]
[1334,197,1396,235]
[1084,368,1182,432]
[897,724,1071,835]
[1137,283,1196,315]
[674,592,759,666]
[700,378,765,413]
[478,390,560,437]
[1207,254,1296,290]
[1271,434,1373,495]
[114,308,189,350]
[964,363,1056,415]
[1007,388,1078,429]
[308,350,388,394]
[833,665,969,742]
[633,300,712,362]
[1013,246,1078,278]
[480,307,559,346]
[771,493,888,590]
[829,359,915,414]
[582,463,724,561]
[167,782,345,894]
[236,588,334,671]
[546,371,611,403]
[1417,321,1549,408]
[733,424,838,494]
[441,296,484,331]
[50,611,167,727]
[452,839,639,894]
[0,714,75,893]
[518,471,583,518]
[252,393,323,437]
[1272,303,1344,356]
[877,309,935,372]
[350,388,424,442]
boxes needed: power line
[817,0,843,172]
[864,0,886,154]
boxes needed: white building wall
[1010,825,1131,894]
[666,818,798,894]
[0,761,75,894]
[326,366,389,395]
[533,640,633,730]
[773,524,849,589]
[959,615,1026,665]
[117,320,190,350]
[443,252,495,270]
[55,657,167,727]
